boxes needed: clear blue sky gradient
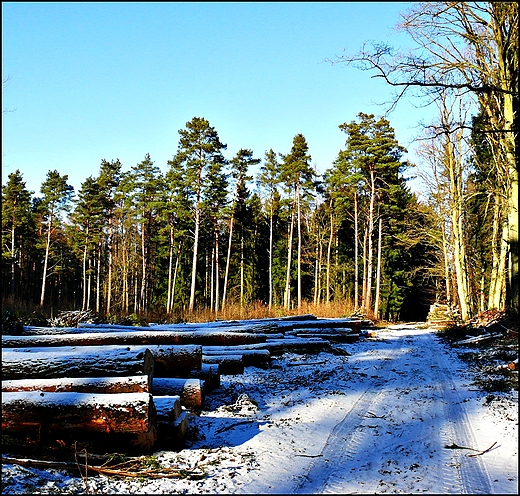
[2,1,436,197]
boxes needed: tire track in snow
[433,340,492,494]
[292,338,403,494]
[292,328,493,494]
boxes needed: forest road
[290,326,493,494]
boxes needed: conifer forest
[2,2,518,324]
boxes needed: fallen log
[190,363,220,391]
[153,395,182,420]
[152,378,205,409]
[1,375,149,394]
[202,347,271,368]
[452,332,503,346]
[156,410,190,449]
[1,347,154,383]
[2,343,202,376]
[2,330,267,347]
[293,332,360,343]
[202,354,244,375]
[275,318,369,332]
[2,391,157,450]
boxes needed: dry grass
[171,300,359,323]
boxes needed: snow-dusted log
[153,395,182,420]
[2,330,267,347]
[452,332,504,346]
[293,332,360,343]
[190,363,220,391]
[156,410,190,449]
[1,347,154,382]
[152,378,205,409]
[2,344,201,377]
[202,347,271,368]
[276,318,369,333]
[1,375,149,394]
[2,391,157,443]
[202,354,244,375]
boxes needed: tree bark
[152,377,205,409]
[202,354,244,375]
[2,331,265,347]
[2,391,157,436]
[2,347,154,382]
[2,375,149,394]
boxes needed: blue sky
[2,2,436,197]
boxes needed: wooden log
[276,318,368,332]
[1,347,154,383]
[190,363,220,391]
[156,410,190,449]
[153,395,182,420]
[202,347,271,368]
[2,343,202,376]
[2,330,266,347]
[202,354,244,375]
[1,375,149,394]
[452,332,503,346]
[293,332,360,343]
[286,327,354,335]
[152,378,205,409]
[2,391,157,441]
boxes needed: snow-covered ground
[2,324,518,494]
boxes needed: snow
[2,324,518,494]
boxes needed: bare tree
[332,1,518,312]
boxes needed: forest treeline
[2,2,517,323]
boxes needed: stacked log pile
[1,314,369,454]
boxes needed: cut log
[261,337,332,355]
[153,395,182,420]
[508,358,518,371]
[1,347,154,383]
[1,375,149,394]
[152,378,205,409]
[190,363,220,391]
[202,354,244,375]
[452,332,503,346]
[2,391,157,450]
[202,347,271,368]
[2,344,202,377]
[293,332,360,343]
[2,330,267,347]
[156,410,190,449]
[275,318,369,333]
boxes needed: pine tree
[169,117,227,312]
[2,170,35,299]
[280,134,315,309]
[38,170,74,307]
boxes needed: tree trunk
[354,192,359,310]
[268,208,274,311]
[189,205,201,313]
[297,180,302,308]
[2,375,150,394]
[202,354,244,375]
[2,391,157,449]
[40,211,53,307]
[374,217,383,319]
[2,331,266,348]
[202,347,271,368]
[284,209,295,309]
[2,347,154,382]
[152,377,205,409]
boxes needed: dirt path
[290,327,494,494]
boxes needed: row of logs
[1,315,368,453]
